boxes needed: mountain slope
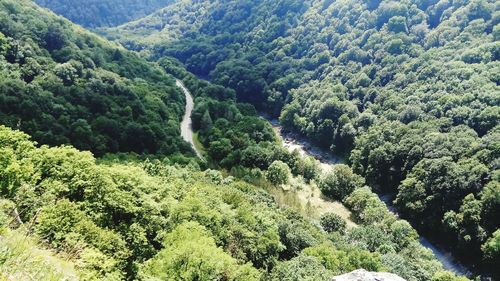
[0,1,487,280]
[0,0,190,156]
[0,227,80,281]
[0,122,467,280]
[34,0,173,28]
[106,0,500,276]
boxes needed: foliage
[0,228,79,281]
[140,221,260,281]
[345,187,390,225]
[318,164,365,201]
[269,255,332,281]
[481,230,500,277]
[35,0,173,28]
[2,125,451,280]
[0,0,190,157]
[431,271,471,281]
[266,160,291,186]
[158,58,323,179]
[302,242,384,275]
[320,212,347,234]
[4,0,499,278]
[302,156,321,182]
[105,1,499,272]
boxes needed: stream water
[264,116,471,277]
[377,194,471,276]
[192,70,475,276]
[182,78,472,275]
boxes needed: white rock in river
[331,269,406,281]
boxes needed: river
[378,194,472,276]
[177,79,203,158]
[264,116,471,277]
[179,79,470,275]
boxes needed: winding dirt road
[177,79,203,158]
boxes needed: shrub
[318,165,364,201]
[266,161,291,186]
[320,213,347,234]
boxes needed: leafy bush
[269,255,332,281]
[266,160,291,186]
[320,212,347,234]
[318,165,364,201]
[140,222,260,281]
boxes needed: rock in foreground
[332,269,406,281]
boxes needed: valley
[0,0,498,280]
[269,115,472,277]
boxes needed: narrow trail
[176,79,203,159]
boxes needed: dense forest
[0,0,193,157]
[34,0,173,28]
[0,0,498,280]
[1,122,468,280]
[106,0,500,276]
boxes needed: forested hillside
[34,0,173,28]
[106,0,500,276]
[0,0,192,156]
[0,3,470,278]
[0,0,497,280]
[1,123,468,280]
